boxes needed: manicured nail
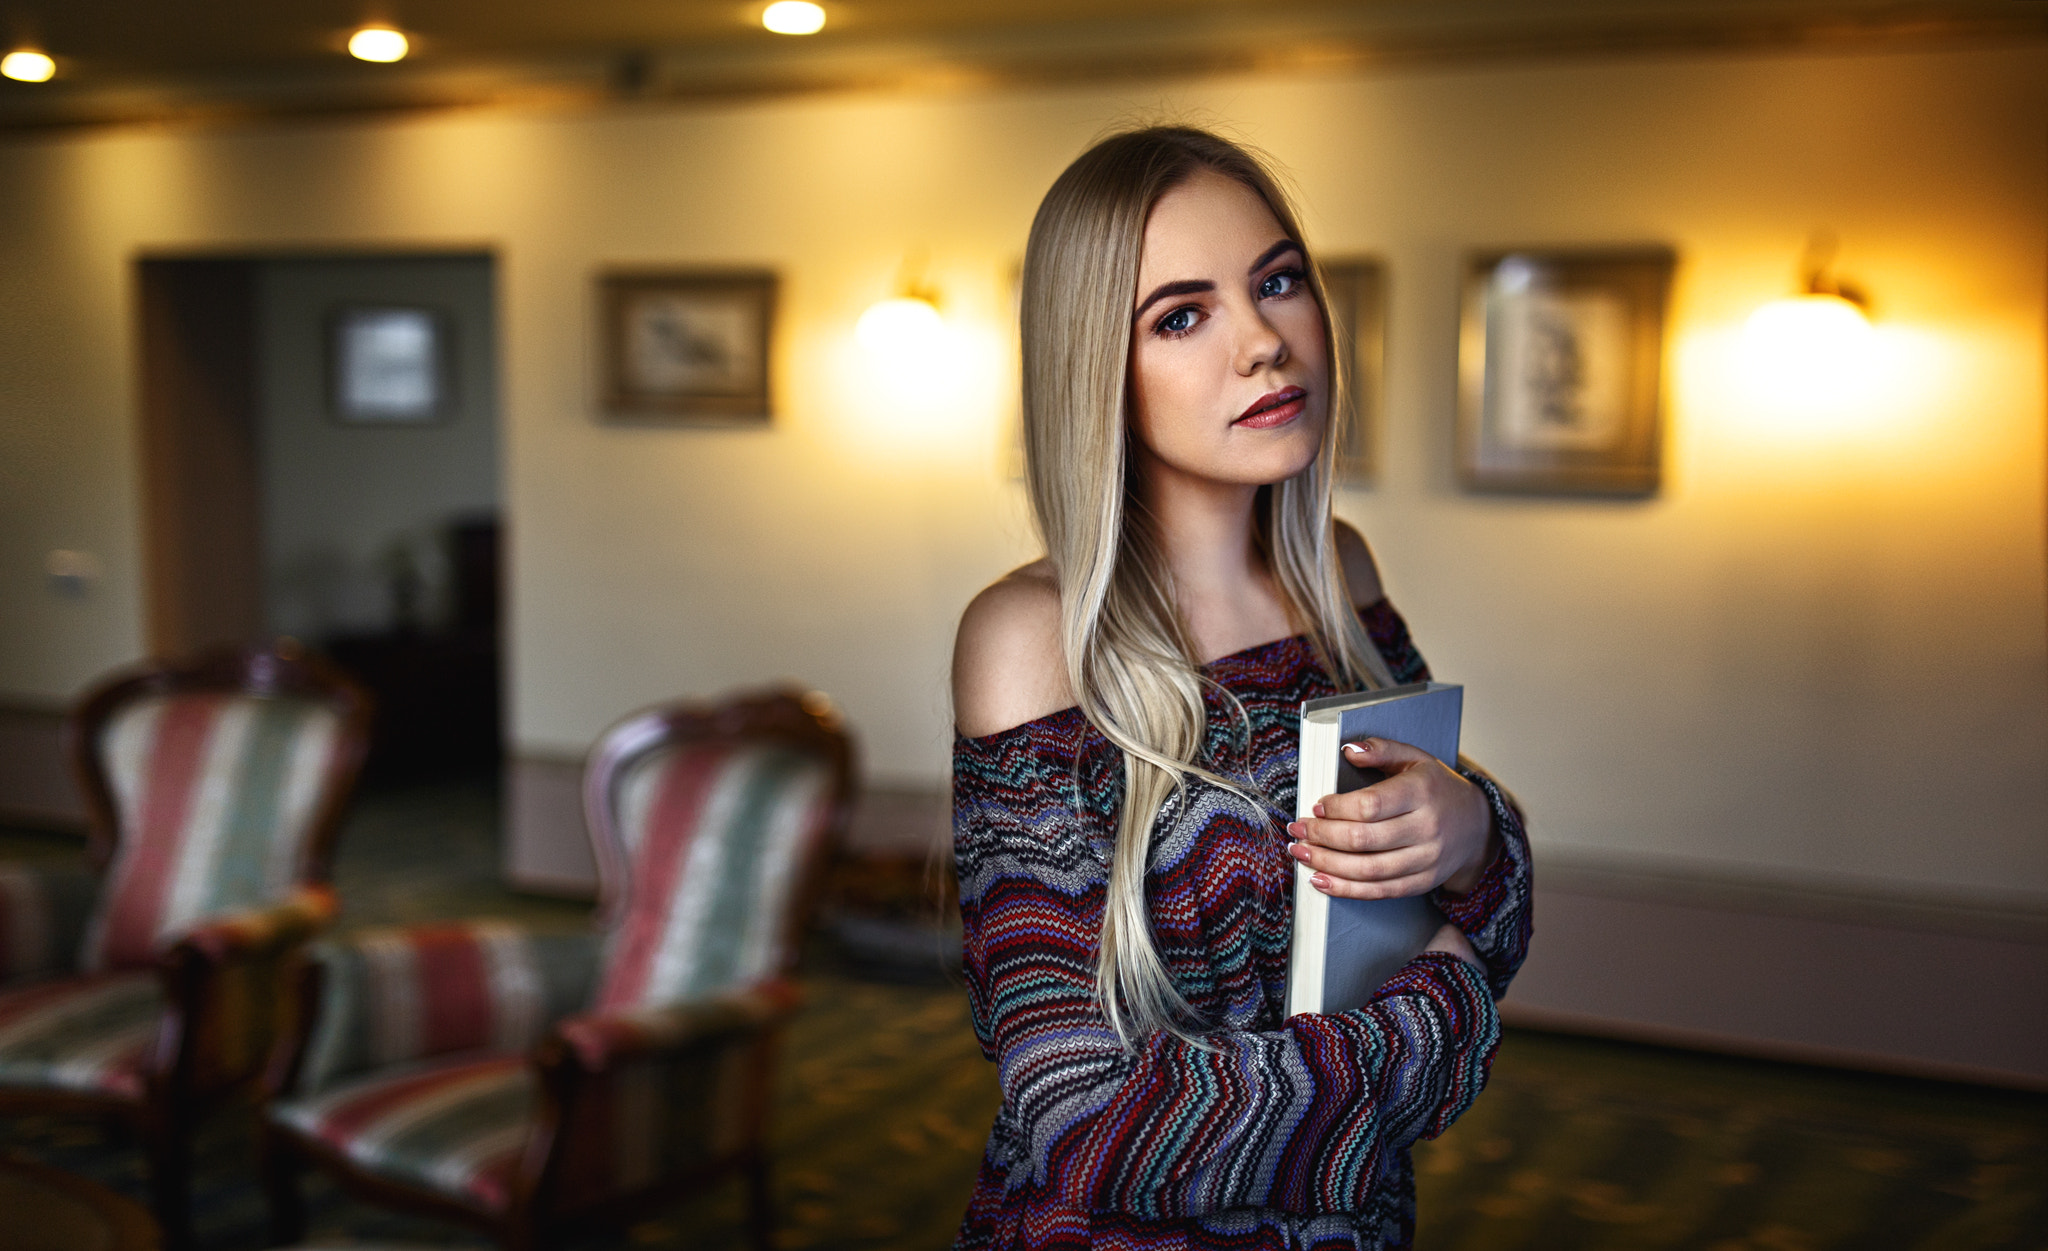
[1287,842,1311,863]
[1312,801,1326,818]
[1310,873,1331,890]
[1344,740,1370,756]
[1286,820,1304,838]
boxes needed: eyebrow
[1248,238,1304,275]
[1133,279,1213,321]
[1131,238,1307,321]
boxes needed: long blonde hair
[1021,126,1398,1045]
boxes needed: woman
[950,126,1533,1249]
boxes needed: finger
[1311,772,1426,824]
[1287,838,1434,883]
[1341,737,1438,773]
[1307,868,1438,901]
[1288,814,1422,855]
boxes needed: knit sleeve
[1433,763,1534,1001]
[954,718,1501,1220]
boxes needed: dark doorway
[135,252,504,783]
[136,259,266,656]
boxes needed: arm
[1434,762,1534,997]
[956,732,1501,1219]
[531,980,799,1215]
[156,886,338,1092]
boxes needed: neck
[1134,452,1288,660]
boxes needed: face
[1126,168,1329,498]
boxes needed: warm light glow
[1,50,55,82]
[857,296,945,358]
[762,1,827,35]
[1740,293,1877,419]
[348,26,410,62]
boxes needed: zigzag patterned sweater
[952,599,1533,1250]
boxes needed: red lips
[1234,386,1307,429]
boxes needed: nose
[1236,309,1289,376]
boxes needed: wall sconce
[1740,231,1876,414]
[1,48,55,82]
[856,255,944,361]
[347,24,410,62]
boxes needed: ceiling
[1,0,2041,131]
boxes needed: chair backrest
[582,688,853,1014]
[68,646,371,972]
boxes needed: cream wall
[0,44,2042,899]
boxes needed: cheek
[1128,345,1213,457]
[1282,302,1329,384]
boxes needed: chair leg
[745,1154,776,1251]
[263,1133,309,1247]
[143,1104,195,1251]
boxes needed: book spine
[1285,861,1325,1017]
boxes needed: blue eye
[1260,269,1303,299]
[1157,307,1200,337]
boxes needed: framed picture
[1320,258,1386,485]
[1456,248,1673,494]
[600,269,776,422]
[330,306,453,424]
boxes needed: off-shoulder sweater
[951,599,1533,1250]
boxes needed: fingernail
[1310,873,1331,890]
[1344,740,1369,755]
[1312,801,1326,818]
[1286,820,1304,838]
[1287,843,1311,863]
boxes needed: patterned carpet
[3,781,2044,1250]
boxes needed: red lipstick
[1234,386,1307,429]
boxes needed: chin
[1232,429,1324,486]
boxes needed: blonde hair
[1021,126,1397,1045]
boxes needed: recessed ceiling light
[762,1,826,35]
[348,26,410,63]
[1,49,56,82]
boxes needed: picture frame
[1319,257,1386,485]
[329,305,453,425]
[1456,248,1674,495]
[600,269,776,422]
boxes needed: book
[1284,681,1464,1017]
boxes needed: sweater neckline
[955,597,1386,750]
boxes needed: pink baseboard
[504,754,596,897]
[1502,859,2048,1089]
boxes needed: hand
[1424,922,1482,970]
[1285,737,1498,900]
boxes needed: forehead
[1138,169,1289,283]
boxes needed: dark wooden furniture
[0,1154,161,1251]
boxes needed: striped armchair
[0,645,370,1251]
[264,687,854,1251]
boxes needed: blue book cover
[1286,682,1464,1016]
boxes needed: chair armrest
[0,860,98,985]
[167,887,337,967]
[525,979,802,1218]
[154,887,338,1096]
[544,979,803,1073]
[277,921,603,1098]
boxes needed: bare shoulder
[1333,520,1385,607]
[952,559,1075,739]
